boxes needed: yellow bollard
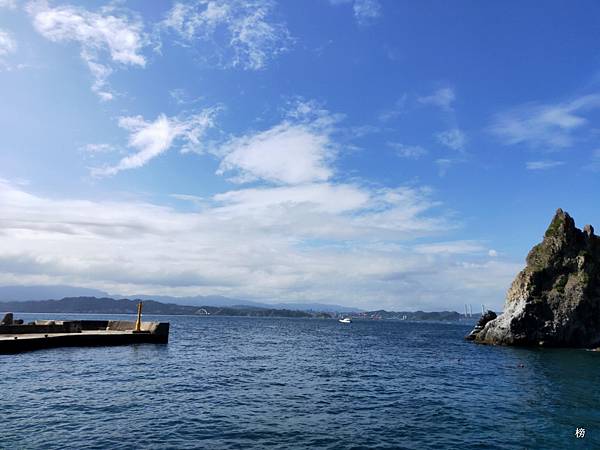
[134,301,143,332]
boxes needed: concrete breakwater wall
[0,318,170,354]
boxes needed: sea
[2,314,599,449]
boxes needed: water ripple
[1,314,598,449]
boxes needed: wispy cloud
[435,158,455,177]
[329,0,382,26]
[0,0,16,9]
[388,143,428,159]
[379,94,407,122]
[418,87,455,111]
[27,0,147,100]
[436,128,467,151]
[163,0,292,70]
[525,160,565,171]
[490,94,600,149]
[169,88,204,106]
[0,29,16,56]
[0,29,19,71]
[170,193,207,206]
[0,179,517,310]
[414,240,487,255]
[353,0,382,26]
[80,143,118,158]
[92,109,219,176]
[584,149,600,172]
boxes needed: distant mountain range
[0,286,478,321]
[0,295,475,322]
[0,297,327,318]
[127,294,362,313]
[0,285,362,313]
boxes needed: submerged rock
[475,209,600,348]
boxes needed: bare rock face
[1,312,13,325]
[465,310,497,341]
[475,209,600,347]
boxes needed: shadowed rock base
[472,209,600,348]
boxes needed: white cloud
[92,109,218,176]
[0,30,16,57]
[388,143,428,159]
[27,1,147,100]
[163,0,292,70]
[436,128,467,151]
[525,160,565,171]
[418,87,455,111]
[86,60,113,101]
[490,94,600,149]
[488,249,498,257]
[217,124,334,185]
[217,102,338,185]
[0,179,517,310]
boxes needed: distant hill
[0,287,469,320]
[125,294,270,308]
[0,297,320,318]
[0,296,475,322]
[0,285,362,312]
[125,294,363,312]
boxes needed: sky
[1,0,600,311]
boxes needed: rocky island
[470,208,600,348]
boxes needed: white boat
[338,317,352,323]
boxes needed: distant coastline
[0,296,476,321]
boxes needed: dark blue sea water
[2,314,599,449]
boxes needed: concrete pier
[0,319,169,354]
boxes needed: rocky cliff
[474,209,600,347]
[464,310,497,341]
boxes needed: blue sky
[1,0,600,310]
